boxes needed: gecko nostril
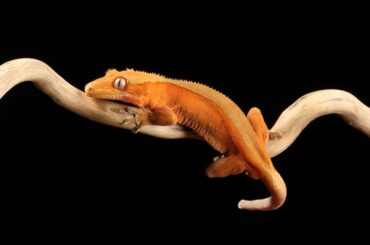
[84,83,93,95]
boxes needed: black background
[1,3,369,241]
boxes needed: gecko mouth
[110,99,135,107]
[91,94,137,107]
[92,94,127,101]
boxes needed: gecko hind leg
[206,154,246,178]
[247,107,283,141]
[246,107,270,145]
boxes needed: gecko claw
[213,155,225,162]
[110,106,149,132]
[131,116,142,134]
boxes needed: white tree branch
[0,58,198,139]
[1,58,369,159]
[267,89,370,157]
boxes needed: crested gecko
[85,69,286,211]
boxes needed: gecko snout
[84,83,94,96]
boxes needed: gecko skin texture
[85,69,286,211]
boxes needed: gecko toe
[213,155,224,162]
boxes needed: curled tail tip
[238,198,273,211]
[238,194,286,211]
[238,200,247,210]
[238,168,287,211]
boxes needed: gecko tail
[238,169,287,211]
[238,197,275,211]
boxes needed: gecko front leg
[110,106,151,133]
[111,105,177,133]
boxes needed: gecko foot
[269,131,283,140]
[110,106,151,133]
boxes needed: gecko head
[85,68,165,102]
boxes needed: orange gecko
[85,69,286,211]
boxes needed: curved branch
[2,58,369,211]
[0,58,198,140]
[267,89,370,157]
[1,59,369,158]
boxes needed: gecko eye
[113,77,127,90]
